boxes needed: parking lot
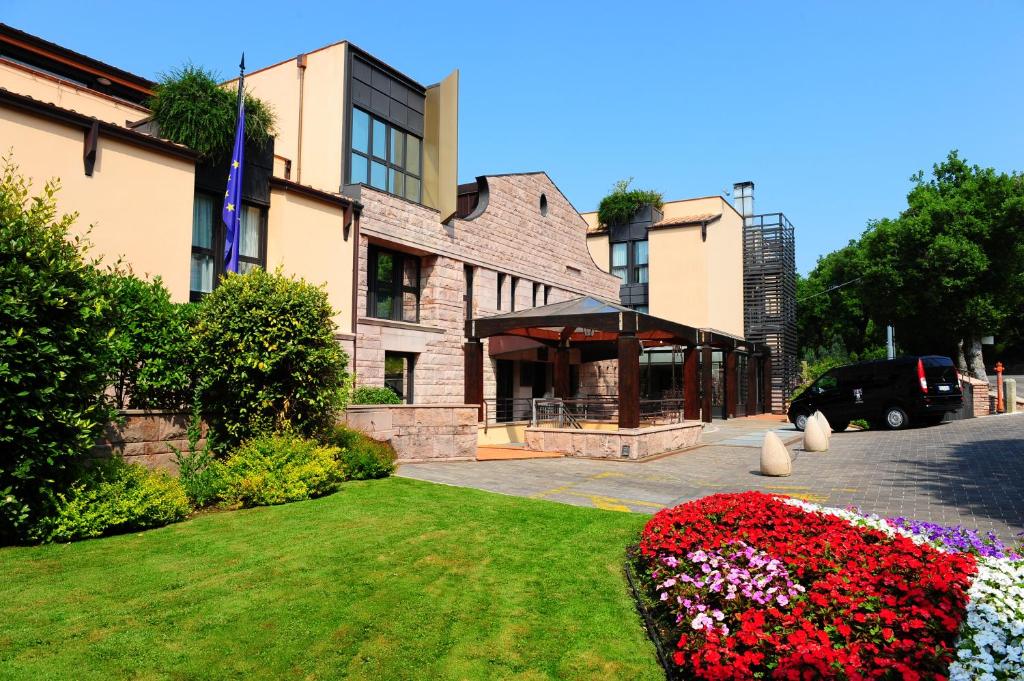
[400,414,1024,541]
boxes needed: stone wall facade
[343,404,478,462]
[94,410,206,471]
[349,173,621,407]
[524,422,703,461]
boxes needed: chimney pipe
[733,181,754,224]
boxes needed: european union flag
[223,56,245,273]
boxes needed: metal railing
[531,397,685,428]
[482,397,535,429]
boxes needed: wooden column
[761,353,774,415]
[746,353,758,416]
[725,350,737,419]
[464,339,484,421]
[701,345,714,423]
[683,348,700,421]
[617,334,641,429]
[554,347,571,399]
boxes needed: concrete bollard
[804,414,829,452]
[760,431,792,476]
[813,411,832,443]
[1006,378,1017,414]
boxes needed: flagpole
[223,52,246,275]
[237,53,245,115]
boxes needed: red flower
[636,491,976,680]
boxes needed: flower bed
[632,491,1024,680]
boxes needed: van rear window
[923,357,956,382]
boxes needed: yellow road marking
[590,496,631,512]
[590,471,625,480]
[787,493,830,503]
[763,485,811,490]
[561,490,664,509]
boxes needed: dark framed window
[633,240,649,283]
[510,277,519,311]
[611,242,628,284]
[190,192,267,302]
[349,107,422,202]
[544,285,551,305]
[610,238,649,285]
[497,273,506,311]
[368,245,420,323]
[384,351,415,403]
[533,282,541,307]
[463,264,474,321]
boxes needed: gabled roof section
[0,23,154,104]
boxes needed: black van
[788,356,963,431]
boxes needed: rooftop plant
[597,177,663,227]
[147,64,276,159]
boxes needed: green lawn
[0,477,661,680]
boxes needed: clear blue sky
[6,1,1023,272]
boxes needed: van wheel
[793,413,809,431]
[883,406,909,430]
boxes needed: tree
[0,158,117,542]
[859,151,1024,378]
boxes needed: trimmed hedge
[325,425,397,480]
[219,434,344,507]
[37,459,190,543]
[351,385,402,405]
[194,268,349,450]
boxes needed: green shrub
[324,426,397,480]
[0,158,118,543]
[38,459,191,543]
[148,64,276,160]
[219,434,344,507]
[194,267,349,451]
[106,271,197,410]
[351,385,402,405]
[596,178,663,227]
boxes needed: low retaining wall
[343,404,478,462]
[94,410,206,472]
[524,421,704,461]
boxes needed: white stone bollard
[760,431,792,476]
[1006,378,1017,414]
[804,414,829,452]
[813,411,832,444]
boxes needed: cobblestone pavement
[399,414,1024,541]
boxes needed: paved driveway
[399,414,1024,540]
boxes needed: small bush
[351,385,402,405]
[219,434,344,508]
[175,447,226,508]
[148,64,276,160]
[596,177,663,227]
[106,271,197,410]
[38,459,191,543]
[325,426,396,480]
[194,267,349,450]
[0,158,118,542]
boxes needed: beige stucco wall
[242,43,347,193]
[0,60,149,125]
[266,186,354,332]
[583,196,745,337]
[1,106,195,300]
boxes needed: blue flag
[222,86,245,273]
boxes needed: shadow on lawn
[895,426,1024,538]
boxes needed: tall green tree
[859,151,1024,378]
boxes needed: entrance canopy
[466,296,762,357]
[463,296,772,427]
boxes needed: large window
[464,264,474,321]
[611,242,628,284]
[497,273,506,311]
[190,192,265,301]
[510,277,519,311]
[350,107,422,203]
[633,240,649,283]
[533,282,541,307]
[368,245,420,322]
